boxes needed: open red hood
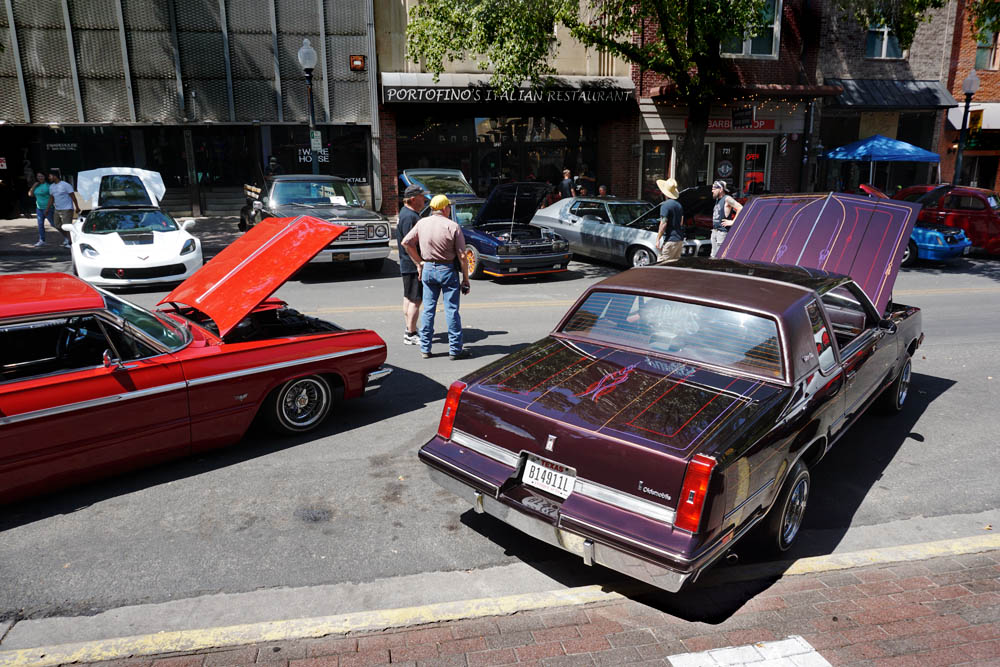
[718,192,918,313]
[158,215,346,336]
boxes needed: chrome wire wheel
[896,359,911,408]
[780,474,809,549]
[273,375,332,433]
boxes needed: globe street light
[953,70,980,185]
[298,38,319,175]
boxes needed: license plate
[963,246,971,255]
[522,454,575,499]
[509,267,518,273]
[332,252,349,262]
[552,264,561,269]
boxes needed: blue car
[398,168,479,205]
[424,182,571,279]
[903,222,972,266]
[861,184,972,266]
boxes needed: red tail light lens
[674,454,716,533]
[437,381,467,439]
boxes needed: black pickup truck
[240,175,391,272]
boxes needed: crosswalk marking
[667,635,831,666]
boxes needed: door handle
[846,369,857,381]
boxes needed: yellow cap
[429,194,451,210]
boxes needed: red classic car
[419,192,923,592]
[0,215,390,503]
[894,184,1000,255]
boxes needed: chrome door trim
[1,381,189,426]
[186,345,383,387]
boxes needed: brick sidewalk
[69,549,1000,667]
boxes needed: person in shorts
[655,177,685,262]
[46,169,78,248]
[710,180,743,258]
[397,185,427,345]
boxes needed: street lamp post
[953,70,980,185]
[298,38,319,176]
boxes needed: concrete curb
[2,533,997,667]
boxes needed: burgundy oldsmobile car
[419,192,924,592]
[0,216,390,503]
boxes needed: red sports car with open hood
[419,192,923,592]
[0,215,390,503]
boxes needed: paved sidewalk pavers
[36,548,1000,667]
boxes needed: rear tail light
[437,381,467,439]
[674,454,716,533]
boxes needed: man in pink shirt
[401,194,472,360]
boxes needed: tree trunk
[674,98,711,189]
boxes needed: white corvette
[65,168,204,288]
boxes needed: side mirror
[181,219,195,230]
[102,349,123,369]
[61,224,73,232]
[361,199,367,208]
[878,318,897,335]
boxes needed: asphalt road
[1,250,998,622]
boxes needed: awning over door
[825,79,957,109]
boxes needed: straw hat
[656,178,679,199]
[429,194,451,210]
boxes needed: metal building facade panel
[121,1,182,123]
[325,0,365,34]
[275,0,319,35]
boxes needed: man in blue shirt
[655,178,685,262]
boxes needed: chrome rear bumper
[425,466,691,593]
[364,367,392,395]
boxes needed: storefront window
[397,114,596,197]
[269,126,370,185]
[641,141,672,203]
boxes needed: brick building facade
[815,0,958,193]
[938,0,1000,190]
[635,0,836,198]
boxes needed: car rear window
[408,172,475,195]
[560,291,784,379]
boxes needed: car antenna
[509,184,519,239]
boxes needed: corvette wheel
[466,246,483,279]
[763,461,809,553]
[901,240,917,267]
[267,375,332,434]
[629,246,656,268]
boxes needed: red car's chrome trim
[185,345,383,387]
[3,346,382,426]
[0,381,189,426]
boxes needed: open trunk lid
[451,337,788,511]
[718,192,918,313]
[158,215,346,337]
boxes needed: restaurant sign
[384,84,634,105]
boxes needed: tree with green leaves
[406,0,772,187]
[406,0,998,188]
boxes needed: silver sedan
[530,197,711,267]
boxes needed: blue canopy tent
[823,134,941,185]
